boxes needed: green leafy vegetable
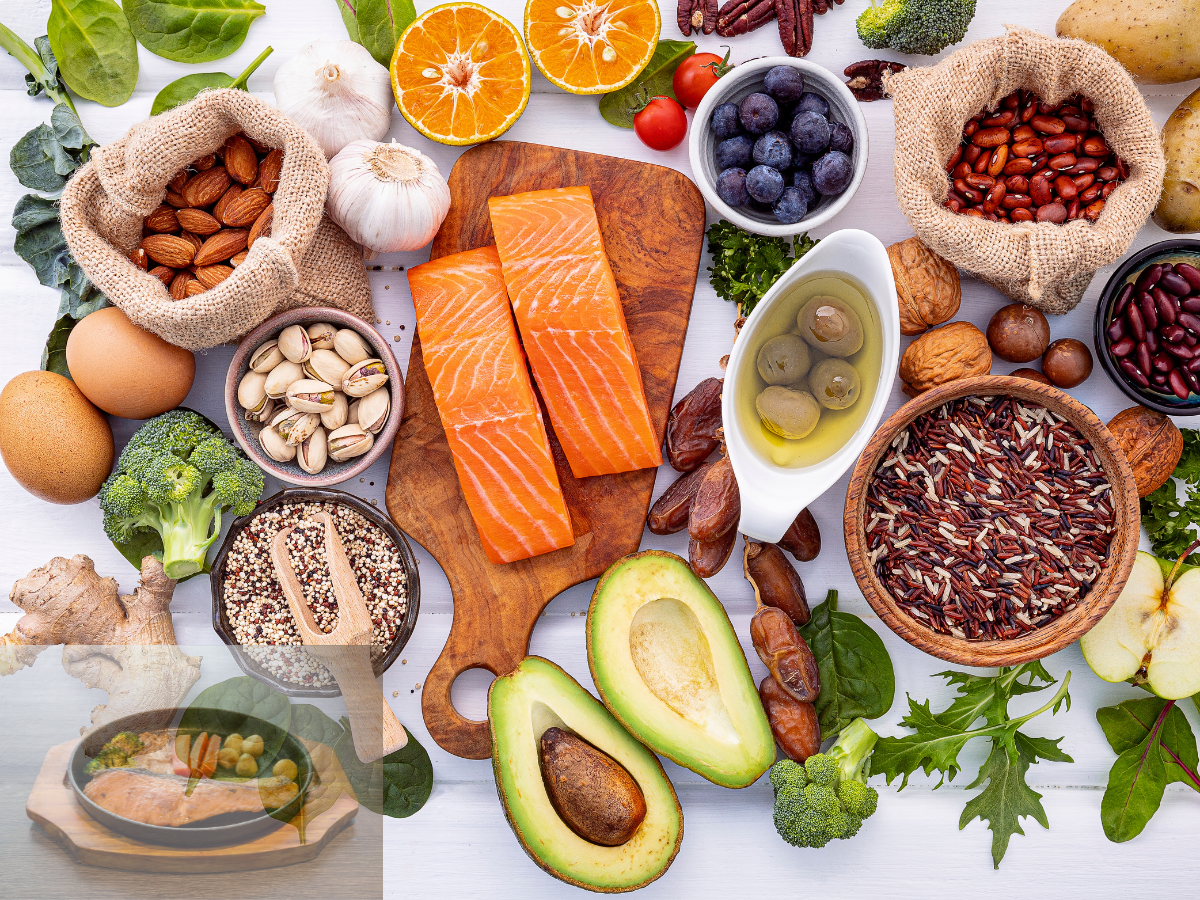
[334,0,361,42]
[124,0,266,63]
[798,590,895,739]
[12,194,109,321]
[599,40,695,129]
[182,675,293,765]
[289,703,347,746]
[1097,696,1200,843]
[1142,429,1200,567]
[707,220,818,317]
[872,663,1073,868]
[334,718,433,818]
[42,315,74,377]
[47,0,139,107]
[151,44,273,115]
[353,0,416,68]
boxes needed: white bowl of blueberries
[689,57,869,235]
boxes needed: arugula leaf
[150,44,273,115]
[333,718,434,818]
[798,590,895,739]
[355,0,416,68]
[959,735,1045,867]
[706,220,818,316]
[1142,429,1200,566]
[600,40,696,129]
[124,0,266,63]
[48,0,139,107]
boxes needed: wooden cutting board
[385,141,705,759]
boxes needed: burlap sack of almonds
[886,26,1164,315]
[60,89,373,350]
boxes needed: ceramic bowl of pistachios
[225,307,404,487]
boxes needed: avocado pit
[538,727,647,846]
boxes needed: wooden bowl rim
[842,374,1140,667]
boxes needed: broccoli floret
[770,718,880,848]
[856,0,976,56]
[98,410,265,579]
[84,746,130,775]
[109,732,145,757]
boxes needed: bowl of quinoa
[843,375,1140,667]
[211,487,420,696]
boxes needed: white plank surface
[1,0,1199,895]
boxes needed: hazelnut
[888,237,962,336]
[1042,338,1093,388]
[1107,406,1183,498]
[1010,367,1052,385]
[987,303,1050,363]
[898,321,991,397]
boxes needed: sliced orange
[391,3,532,146]
[525,0,660,95]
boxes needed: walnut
[1107,406,1183,498]
[888,237,962,336]
[899,321,991,397]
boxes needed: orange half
[391,3,532,146]
[525,0,660,95]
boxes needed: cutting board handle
[421,649,494,760]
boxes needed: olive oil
[736,273,882,468]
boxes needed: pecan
[678,0,718,34]
[844,59,906,102]
[776,0,801,56]
[716,0,775,37]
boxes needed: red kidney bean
[1021,99,1037,122]
[1043,134,1078,155]
[983,183,1006,213]
[1165,341,1195,359]
[1136,265,1163,293]
[1097,166,1119,181]
[1030,174,1053,206]
[1117,158,1130,179]
[1081,97,1095,113]
[1082,134,1109,156]
[1049,153,1078,170]
[955,180,983,203]
[1002,193,1033,210]
[965,173,995,190]
[963,144,984,165]
[1101,183,1118,200]
[1189,334,1200,348]
[1079,184,1103,205]
[1157,291,1179,326]
[1029,154,1050,174]
[1003,157,1034,176]
[946,146,964,171]
[1177,264,1200,292]
[1003,92,1020,109]
[1137,341,1153,374]
[1063,113,1091,133]
[1147,329,1160,353]
[1127,304,1147,342]
[972,127,1012,148]
[973,151,993,174]
[1054,175,1078,201]
[1006,174,1030,193]
[1107,318,1125,341]
[1110,335,1136,357]
[1182,297,1200,314]
[1180,311,1200,334]
[1036,203,1068,223]
[1139,293,1159,331]
[1011,207,1034,222]
[1031,114,1066,134]
[1067,157,1101,174]
[1120,358,1150,388]
[988,146,1009,178]
[1186,368,1200,395]
[1114,283,1134,316]
[1188,356,1200,373]
[952,162,972,179]
[1073,174,1095,192]
[1154,372,1169,387]
[1160,272,1192,296]
[983,110,1016,128]
[1012,124,1036,143]
[1068,198,1081,219]
[1155,353,1175,373]
[1170,368,1191,400]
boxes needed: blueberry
[752,131,793,171]
[746,165,785,204]
[795,92,830,118]
[715,135,754,171]
[773,187,809,225]
[829,121,854,155]
[715,167,750,207]
[739,93,779,135]
[711,102,742,140]
[763,66,805,105]
[789,111,831,156]
[793,170,818,206]
[812,150,854,196]
[792,151,817,171]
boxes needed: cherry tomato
[672,53,726,109]
[634,96,688,151]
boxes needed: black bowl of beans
[1095,240,1200,414]
[210,487,421,697]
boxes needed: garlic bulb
[273,40,392,159]
[326,140,451,253]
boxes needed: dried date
[750,605,821,703]
[844,59,906,102]
[744,540,809,626]
[778,508,820,561]
[689,456,740,543]
[647,463,712,535]
[760,675,821,762]
[666,377,723,472]
[689,528,738,578]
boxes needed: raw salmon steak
[487,186,662,478]
[408,245,574,564]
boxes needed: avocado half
[587,550,775,789]
[488,656,683,892]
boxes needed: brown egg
[66,307,195,419]
[0,371,114,504]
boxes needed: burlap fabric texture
[59,89,373,350]
[885,26,1165,315]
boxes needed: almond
[259,149,283,194]
[149,265,175,285]
[212,184,243,226]
[182,166,231,208]
[168,169,189,192]
[170,270,191,300]
[144,205,181,233]
[180,231,204,252]
[230,251,248,267]
[176,208,222,235]
[224,134,259,185]
[245,134,271,154]
[193,154,216,172]
[247,203,273,248]
[221,188,271,228]
[142,234,197,268]
[185,279,206,297]
[193,228,249,267]
[196,264,234,289]
[129,248,149,270]
[166,189,189,209]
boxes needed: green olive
[756,386,821,440]
[797,296,863,357]
[808,358,861,410]
[236,752,258,777]
[217,747,240,769]
[224,734,244,757]
[273,758,299,782]
[242,734,264,758]
[756,334,811,385]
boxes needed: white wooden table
[1,0,1198,895]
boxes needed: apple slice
[1082,550,1200,699]
[172,733,192,777]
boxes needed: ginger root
[1,554,202,735]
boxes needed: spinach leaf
[600,40,695,129]
[1,27,74,110]
[124,0,266,63]
[182,675,293,762]
[355,0,416,68]
[334,0,361,42]
[42,315,75,377]
[334,718,433,818]
[151,44,273,115]
[290,703,346,746]
[798,590,895,739]
[48,0,139,107]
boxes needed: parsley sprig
[1142,429,1200,567]
[706,220,817,317]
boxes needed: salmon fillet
[83,768,293,826]
[408,245,575,564]
[487,186,662,478]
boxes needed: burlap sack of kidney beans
[885,26,1164,315]
[59,89,373,350]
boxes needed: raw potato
[1056,0,1200,84]
[1154,85,1200,233]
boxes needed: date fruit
[666,377,723,472]
[759,675,821,762]
[647,463,712,535]
[689,527,738,578]
[778,507,821,561]
[689,456,740,543]
[750,605,820,703]
[744,540,810,626]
